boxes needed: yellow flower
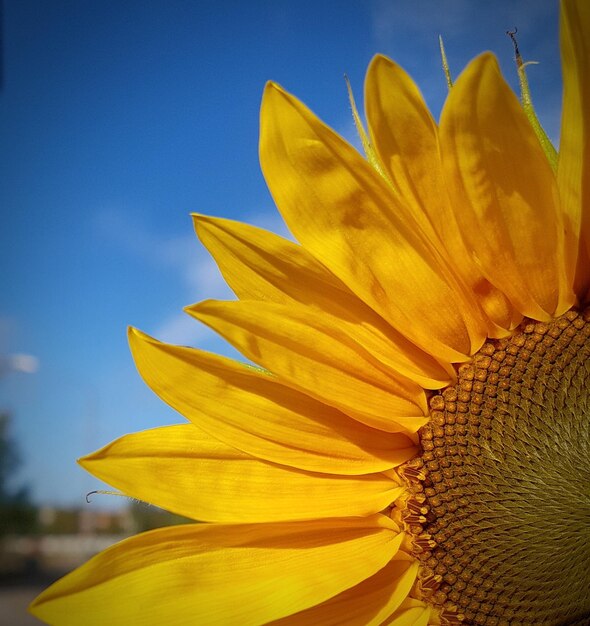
[31,1,589,624]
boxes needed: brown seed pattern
[403,308,590,625]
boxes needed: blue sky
[1,0,561,508]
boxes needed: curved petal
[260,81,487,362]
[194,213,453,388]
[30,517,405,626]
[365,54,455,243]
[440,53,574,320]
[365,54,519,335]
[128,328,418,474]
[559,0,590,297]
[270,556,417,626]
[80,424,404,522]
[188,299,429,433]
[382,598,432,626]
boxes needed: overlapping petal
[260,81,487,363]
[365,54,520,335]
[381,598,432,626]
[559,0,590,296]
[365,54,455,242]
[128,328,418,474]
[270,557,418,626]
[30,516,405,626]
[80,424,404,522]
[440,53,574,320]
[194,214,454,387]
[188,299,429,433]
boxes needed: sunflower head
[30,1,589,625]
[402,309,590,623]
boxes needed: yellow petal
[188,299,429,433]
[194,213,453,388]
[365,54,519,335]
[260,81,487,362]
[382,598,432,626]
[128,328,418,474]
[270,557,418,626]
[80,424,404,522]
[365,54,453,245]
[559,0,590,296]
[440,53,574,319]
[30,516,404,626]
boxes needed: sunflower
[31,1,589,624]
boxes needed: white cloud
[183,255,231,298]
[154,312,213,347]
[371,0,469,50]
[241,210,293,241]
[94,208,232,303]
[8,354,40,374]
[95,206,294,348]
[0,317,40,376]
[0,353,40,377]
[370,0,555,50]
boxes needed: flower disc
[405,308,590,624]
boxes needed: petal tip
[368,53,393,72]
[182,303,195,317]
[190,211,207,224]
[263,80,285,101]
[475,50,499,72]
[262,81,294,110]
[192,212,212,239]
[128,327,159,352]
[265,80,282,93]
[127,325,143,342]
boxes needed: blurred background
[1,0,561,622]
